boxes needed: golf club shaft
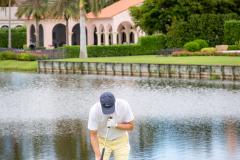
[100,117,112,160]
[101,127,109,160]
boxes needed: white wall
[0,7,25,29]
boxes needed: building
[21,0,146,48]
[0,0,24,29]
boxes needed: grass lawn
[0,60,37,71]
[49,56,240,66]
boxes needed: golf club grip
[100,148,105,160]
[108,117,112,129]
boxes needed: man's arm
[90,130,101,160]
[116,120,134,131]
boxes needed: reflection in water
[226,117,238,159]
[0,72,240,159]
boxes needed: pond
[0,72,240,160]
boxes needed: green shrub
[36,47,46,49]
[0,32,26,48]
[23,44,28,49]
[60,44,142,58]
[60,35,166,58]
[0,51,39,61]
[224,20,240,45]
[167,13,239,48]
[201,47,217,52]
[184,42,199,52]
[178,52,189,56]
[139,34,167,54]
[194,39,208,50]
[228,45,239,50]
[0,51,16,60]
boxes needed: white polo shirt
[88,98,134,140]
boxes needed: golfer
[88,92,134,160]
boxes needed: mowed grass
[49,56,240,66]
[1,56,239,73]
[0,60,37,71]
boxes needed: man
[88,92,134,160]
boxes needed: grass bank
[0,60,37,72]
[1,56,240,73]
[49,56,240,66]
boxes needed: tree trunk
[79,8,88,58]
[66,18,69,45]
[36,18,39,47]
[8,0,11,48]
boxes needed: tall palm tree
[15,0,48,47]
[0,0,16,48]
[78,0,105,58]
[48,0,79,46]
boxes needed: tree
[129,0,240,35]
[48,0,79,46]
[0,0,16,48]
[15,0,48,47]
[78,0,105,58]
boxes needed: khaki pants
[97,132,130,160]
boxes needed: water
[0,72,240,160]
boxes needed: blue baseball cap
[100,92,115,115]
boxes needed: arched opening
[39,24,44,47]
[109,33,112,45]
[94,27,97,45]
[130,32,134,44]
[106,24,113,45]
[15,25,22,29]
[99,24,105,45]
[72,23,88,45]
[122,32,126,44]
[116,21,134,45]
[52,24,66,48]
[1,25,8,29]
[30,25,36,43]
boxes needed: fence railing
[0,47,68,60]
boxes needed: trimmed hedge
[201,47,217,52]
[60,44,142,58]
[36,47,46,49]
[166,13,239,48]
[224,20,240,45]
[138,34,167,54]
[172,51,240,57]
[184,42,199,52]
[227,45,239,50]
[0,32,26,48]
[194,39,208,50]
[60,34,167,58]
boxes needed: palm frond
[48,0,79,20]
[15,0,48,20]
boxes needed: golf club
[100,116,112,160]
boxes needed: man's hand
[107,118,117,128]
[96,156,101,160]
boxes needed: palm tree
[15,0,48,47]
[0,0,16,48]
[78,0,105,58]
[48,0,79,46]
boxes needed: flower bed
[172,50,240,57]
[0,51,48,61]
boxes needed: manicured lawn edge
[0,60,38,72]
[45,56,240,66]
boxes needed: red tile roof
[87,0,144,19]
